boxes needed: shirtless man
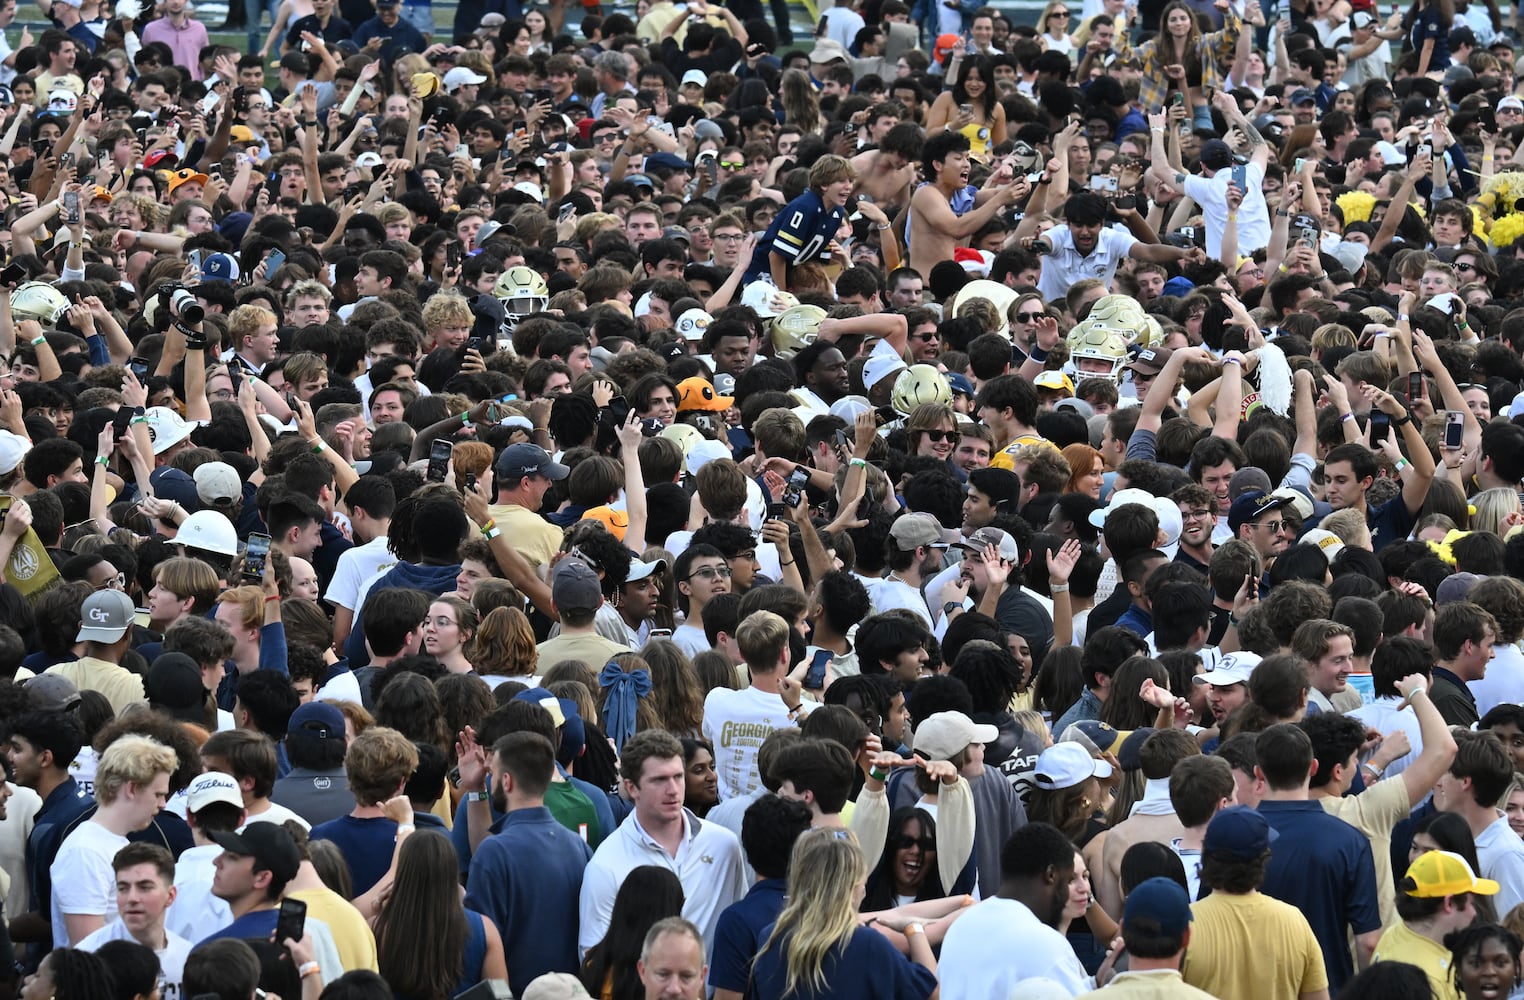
[850,122,924,209]
[908,131,1024,280]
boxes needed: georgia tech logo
[88,607,112,623]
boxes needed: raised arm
[1395,673,1457,806]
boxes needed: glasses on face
[94,572,126,591]
[1251,519,1284,533]
[910,331,937,342]
[1455,262,1477,273]
[920,429,957,443]
[594,132,619,143]
[895,834,936,852]
[713,232,744,242]
[1017,311,1046,322]
[719,159,743,169]
[209,388,235,401]
[1051,9,1070,16]
[688,565,733,581]
[1182,509,1215,521]
[426,616,458,628]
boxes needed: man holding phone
[1148,91,1273,257]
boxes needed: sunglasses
[1250,520,1285,532]
[910,331,938,342]
[688,565,733,580]
[1017,311,1046,322]
[719,159,743,169]
[896,835,936,852]
[919,430,957,443]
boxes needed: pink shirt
[140,17,209,79]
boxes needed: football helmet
[891,364,952,416]
[10,281,70,326]
[741,280,799,318]
[1067,330,1130,381]
[770,304,826,359]
[492,266,548,332]
[950,279,1020,339]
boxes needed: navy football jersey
[742,188,845,282]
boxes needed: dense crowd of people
[5,0,1524,996]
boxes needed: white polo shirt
[1036,224,1139,301]
[1183,161,1271,256]
[578,809,747,955]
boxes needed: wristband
[131,415,148,425]
[1395,458,1410,471]
[483,526,502,540]
[850,458,868,468]
[29,336,44,346]
[1050,583,1070,593]
[1397,314,1410,322]
[265,594,280,602]
[311,440,327,454]
[1222,357,1241,366]
[1028,343,1049,363]
[905,923,925,938]
[396,823,415,834]
[868,767,890,782]
[1340,412,1355,423]
[464,790,490,802]
[480,518,497,533]
[95,455,109,467]
[298,962,321,979]
[462,411,473,426]
[1393,412,1413,427]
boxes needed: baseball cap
[520,973,592,1000]
[1087,487,1160,530]
[1123,877,1193,938]
[0,431,29,475]
[1270,486,1315,520]
[186,771,244,813]
[625,557,668,583]
[194,462,241,506]
[809,38,849,64]
[496,443,569,482]
[142,149,178,170]
[144,406,193,455]
[890,512,945,549]
[1128,346,1174,375]
[167,168,209,195]
[443,66,487,92]
[1289,88,1317,105]
[863,354,907,391]
[1070,720,1128,754]
[625,173,656,191]
[200,252,241,284]
[953,526,1019,562]
[228,125,257,144]
[1228,467,1274,498]
[515,687,586,758]
[911,711,1000,762]
[286,700,347,759]
[1330,240,1368,275]
[1199,139,1234,171]
[76,589,135,643]
[1226,489,1289,534]
[1437,571,1482,606]
[676,376,733,412]
[1404,850,1501,898]
[1300,528,1345,563]
[947,373,975,398]
[1033,742,1113,790]
[552,559,603,613]
[934,32,960,62]
[662,225,691,245]
[146,652,208,723]
[1194,651,1261,687]
[25,673,80,711]
[680,70,708,88]
[1501,96,1524,112]
[686,439,731,475]
[1033,371,1074,395]
[1054,397,1096,420]
[1203,805,1278,860]
[209,824,301,885]
[149,467,202,514]
[645,152,692,173]
[1351,10,1376,27]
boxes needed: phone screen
[274,898,307,945]
[1444,411,1466,450]
[1369,411,1391,440]
[1408,372,1423,401]
[804,649,833,689]
[427,439,453,483]
[243,532,272,582]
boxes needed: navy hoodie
[343,561,461,668]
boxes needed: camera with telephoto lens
[157,283,205,325]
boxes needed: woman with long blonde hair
[1470,487,1521,538]
[749,829,938,999]
[1037,0,1076,54]
[465,607,539,686]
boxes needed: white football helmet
[1068,330,1130,381]
[950,279,1020,339]
[492,266,548,332]
[10,281,70,326]
[741,280,799,318]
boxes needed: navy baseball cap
[1204,805,1278,861]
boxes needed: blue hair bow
[599,661,651,753]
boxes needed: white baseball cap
[186,771,244,813]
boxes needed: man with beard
[789,340,851,412]
[463,732,591,997]
[939,822,1089,998]
[873,513,944,629]
[941,527,1054,668]
[1229,491,1292,574]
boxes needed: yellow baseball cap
[1404,851,1500,898]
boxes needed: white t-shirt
[325,535,397,611]
[168,844,232,941]
[78,920,193,1000]
[243,800,311,831]
[701,686,797,801]
[939,897,1091,999]
[1183,162,1271,256]
[51,821,129,947]
[872,577,933,629]
[672,623,709,659]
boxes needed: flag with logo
[0,495,60,599]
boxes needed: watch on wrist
[943,601,963,615]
